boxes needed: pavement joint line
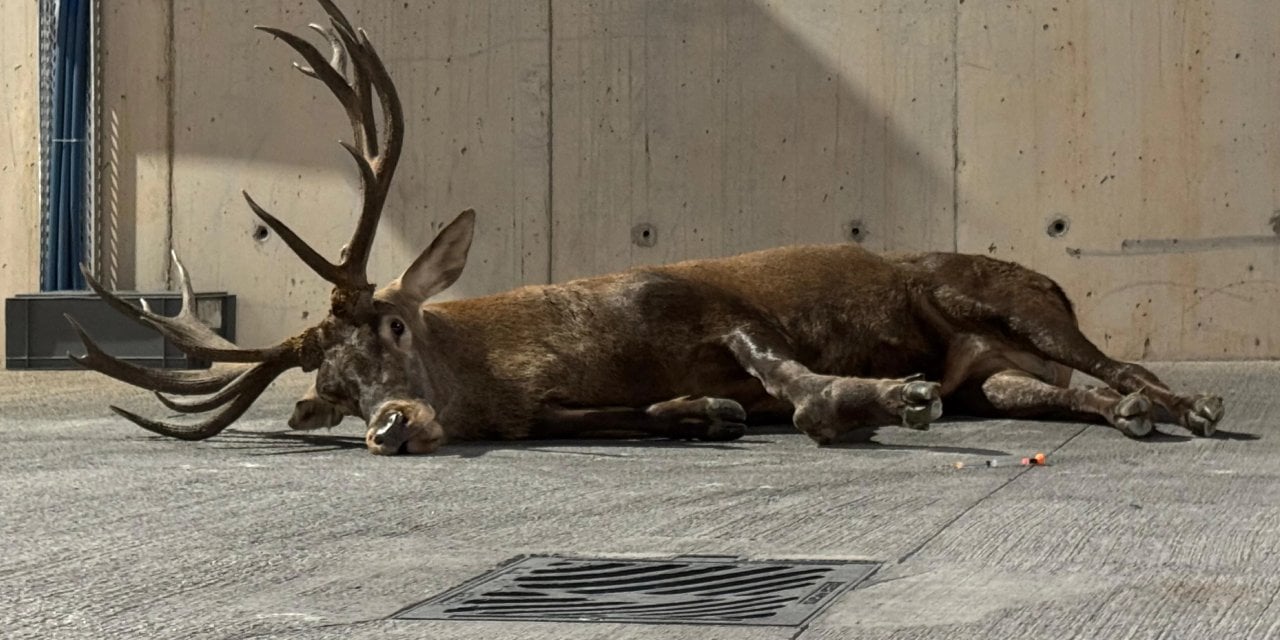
[894,424,1092,564]
[787,621,810,640]
[1246,582,1280,637]
[858,568,932,591]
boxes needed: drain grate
[393,555,880,627]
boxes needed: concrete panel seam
[545,0,554,284]
[163,0,175,290]
[897,424,1089,564]
[951,1,960,254]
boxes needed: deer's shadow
[169,423,1014,459]
[200,428,776,457]
[180,429,370,455]
[147,417,1258,458]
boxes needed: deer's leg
[724,328,942,444]
[365,401,447,455]
[536,397,747,442]
[966,371,1155,437]
[939,334,1152,438]
[1091,360,1222,437]
[288,382,348,430]
[1008,317,1224,436]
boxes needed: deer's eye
[389,319,406,338]
[318,382,343,403]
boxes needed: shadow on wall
[549,0,957,280]
[101,0,956,348]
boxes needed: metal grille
[394,556,879,627]
[85,0,101,281]
[38,0,57,283]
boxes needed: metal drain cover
[393,555,880,627]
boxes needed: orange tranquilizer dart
[952,452,1049,470]
[990,452,1047,468]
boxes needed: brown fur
[297,227,1225,455]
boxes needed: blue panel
[41,0,90,292]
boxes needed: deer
[67,0,1225,456]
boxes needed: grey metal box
[5,291,236,370]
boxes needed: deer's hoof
[648,397,748,442]
[1185,395,1224,437]
[704,397,748,423]
[701,421,747,442]
[900,380,943,430]
[1113,392,1153,438]
[793,401,839,445]
[697,398,748,442]
[366,403,445,455]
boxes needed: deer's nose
[372,411,406,446]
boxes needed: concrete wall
[957,1,1280,360]
[5,0,1280,362]
[100,0,174,293]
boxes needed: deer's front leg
[365,402,446,455]
[724,328,942,444]
[536,398,747,441]
[288,383,348,430]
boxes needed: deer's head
[287,209,476,454]
[67,0,474,454]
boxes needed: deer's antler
[68,255,325,440]
[66,0,401,441]
[247,0,404,295]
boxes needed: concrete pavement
[2,362,1277,639]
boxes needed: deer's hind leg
[535,397,747,442]
[937,272,1224,436]
[723,327,943,444]
[941,335,1154,437]
[1039,336,1223,436]
[989,299,1222,436]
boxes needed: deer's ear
[395,209,476,302]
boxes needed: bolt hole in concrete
[1046,215,1070,238]
[393,555,880,627]
[631,223,658,247]
[846,220,866,243]
[252,224,271,242]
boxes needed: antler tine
[80,264,297,364]
[338,27,403,280]
[170,251,236,346]
[78,258,232,352]
[322,17,377,158]
[307,23,349,83]
[109,361,292,441]
[152,362,283,414]
[66,314,249,395]
[315,0,358,40]
[242,191,344,285]
[254,26,353,110]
